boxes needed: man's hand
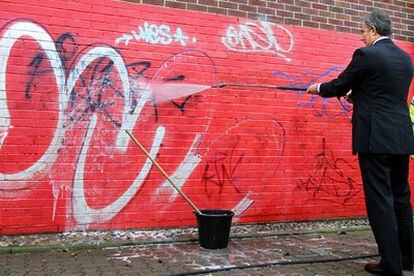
[307,83,320,95]
[345,90,353,103]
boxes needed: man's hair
[364,9,393,36]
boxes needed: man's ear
[371,26,378,35]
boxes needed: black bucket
[194,209,234,249]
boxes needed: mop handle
[212,83,307,91]
[125,130,202,215]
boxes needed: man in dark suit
[307,9,414,275]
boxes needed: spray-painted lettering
[222,21,293,62]
[116,22,197,47]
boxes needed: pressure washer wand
[212,83,307,91]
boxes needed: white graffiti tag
[222,21,293,62]
[115,22,197,47]
[0,21,67,187]
[0,20,200,228]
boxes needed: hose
[171,253,379,275]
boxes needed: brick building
[0,0,413,234]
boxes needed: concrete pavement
[1,219,414,275]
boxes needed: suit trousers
[358,153,414,275]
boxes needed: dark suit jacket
[319,38,414,154]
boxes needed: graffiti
[0,20,68,186]
[56,33,78,65]
[115,22,197,47]
[0,19,215,227]
[296,138,362,205]
[149,49,217,119]
[222,21,293,62]
[273,66,352,121]
[67,56,128,129]
[0,20,154,224]
[199,119,285,212]
[201,138,244,197]
[25,53,50,99]
[25,32,78,99]
[23,37,216,128]
[0,129,7,149]
[67,51,213,126]
[0,0,392,235]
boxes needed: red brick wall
[130,0,414,42]
[0,0,413,234]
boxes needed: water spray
[151,81,308,102]
[151,81,351,114]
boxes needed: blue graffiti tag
[273,66,353,121]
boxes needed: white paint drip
[52,182,60,222]
[0,127,11,149]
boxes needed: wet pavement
[1,220,414,275]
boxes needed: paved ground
[1,220,414,275]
